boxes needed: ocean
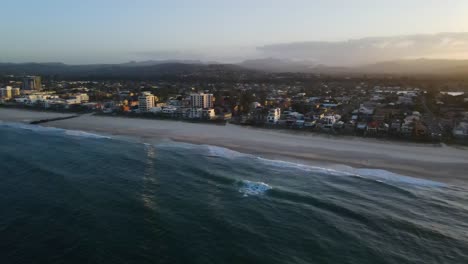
[1,122,467,264]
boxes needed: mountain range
[2,58,468,79]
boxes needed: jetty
[29,115,80,125]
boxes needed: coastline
[1,108,467,185]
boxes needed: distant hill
[119,60,206,67]
[2,58,468,78]
[238,58,313,73]
[0,62,250,80]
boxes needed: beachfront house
[453,122,468,139]
[202,109,216,120]
[267,108,281,124]
[401,122,414,137]
[358,104,375,115]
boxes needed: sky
[1,0,468,64]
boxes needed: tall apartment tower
[138,92,155,112]
[190,93,213,109]
[22,76,42,91]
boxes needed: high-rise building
[138,92,155,112]
[190,93,213,109]
[22,76,42,91]
[12,87,21,97]
[0,86,12,99]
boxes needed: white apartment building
[161,106,177,114]
[190,93,213,109]
[14,92,59,105]
[138,92,155,112]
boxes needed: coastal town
[1,74,468,143]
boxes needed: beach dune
[1,108,467,185]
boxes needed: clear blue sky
[1,0,467,63]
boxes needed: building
[14,92,58,105]
[189,108,203,119]
[390,120,402,133]
[401,122,414,136]
[0,86,12,99]
[397,95,414,105]
[267,108,281,124]
[12,87,21,97]
[138,92,155,112]
[190,93,213,109]
[65,97,81,105]
[22,76,42,91]
[202,108,216,120]
[75,93,89,103]
[453,122,468,139]
[161,106,177,114]
[358,104,375,115]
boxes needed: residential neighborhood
[1,74,468,142]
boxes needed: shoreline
[1,108,467,185]
[3,106,465,146]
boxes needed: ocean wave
[156,141,201,150]
[157,142,252,159]
[257,157,349,176]
[239,180,272,196]
[150,141,446,188]
[352,168,446,187]
[257,157,446,187]
[0,121,64,133]
[0,121,110,140]
[64,130,111,139]
[205,145,251,159]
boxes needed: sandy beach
[1,108,468,185]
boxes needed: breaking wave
[0,121,110,140]
[239,180,272,196]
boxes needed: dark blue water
[1,122,468,264]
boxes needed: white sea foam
[239,180,272,196]
[257,157,349,176]
[352,168,446,187]
[157,141,200,150]
[0,121,110,140]
[156,142,245,156]
[0,121,63,133]
[64,130,111,139]
[257,156,446,187]
[205,145,251,159]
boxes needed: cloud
[256,32,468,66]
